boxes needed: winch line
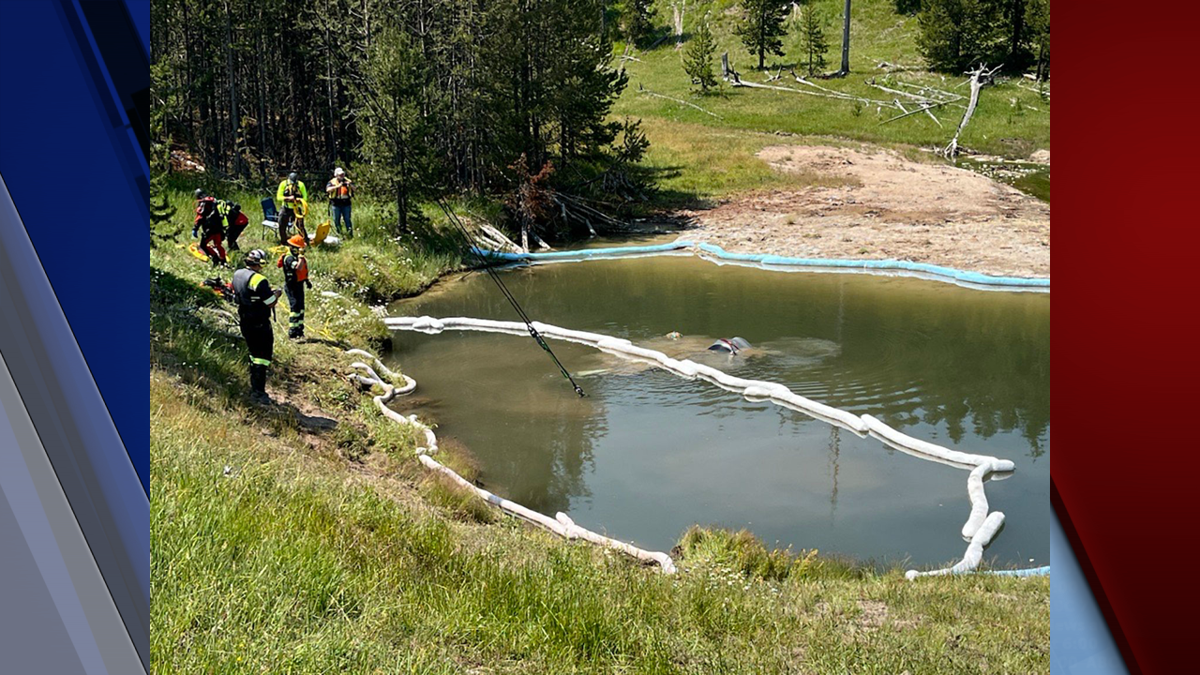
[432,197,586,397]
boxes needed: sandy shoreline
[674,145,1050,279]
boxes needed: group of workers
[192,167,354,404]
[193,191,248,265]
[272,167,357,246]
[192,168,355,266]
[224,235,310,404]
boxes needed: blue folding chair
[260,197,280,238]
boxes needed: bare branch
[638,86,723,119]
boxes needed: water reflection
[387,256,1049,564]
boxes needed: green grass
[615,0,1050,205]
[633,117,859,206]
[153,365,1049,672]
[152,188,1049,672]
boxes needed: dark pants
[331,203,353,237]
[284,281,305,339]
[239,320,273,394]
[226,221,246,250]
[278,206,308,244]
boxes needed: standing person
[193,189,227,266]
[275,172,309,245]
[325,167,355,238]
[232,249,283,404]
[277,234,312,340]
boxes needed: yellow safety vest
[277,180,308,209]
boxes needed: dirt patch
[676,144,1050,278]
[856,599,889,631]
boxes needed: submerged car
[707,337,752,354]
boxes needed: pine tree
[683,19,718,94]
[917,0,1012,73]
[1024,0,1049,81]
[150,0,642,227]
[735,0,790,70]
[351,11,433,234]
[797,4,828,77]
[623,0,656,46]
[148,59,178,247]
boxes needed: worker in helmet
[325,167,355,238]
[232,249,283,403]
[277,234,312,340]
[193,189,227,266]
[275,171,309,245]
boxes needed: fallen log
[894,80,965,102]
[871,81,943,103]
[479,222,526,254]
[793,75,897,108]
[1016,81,1049,99]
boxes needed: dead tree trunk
[836,0,851,77]
[721,52,743,84]
[672,3,685,50]
[944,64,1000,158]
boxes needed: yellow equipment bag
[312,220,332,245]
[187,242,210,261]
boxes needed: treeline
[911,0,1050,76]
[151,0,647,231]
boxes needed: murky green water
[387,256,1049,567]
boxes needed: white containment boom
[383,316,1032,579]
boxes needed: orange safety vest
[328,178,353,200]
[277,253,309,283]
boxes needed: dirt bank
[677,145,1050,278]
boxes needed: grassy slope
[615,0,1050,205]
[154,5,1051,669]
[152,182,1048,673]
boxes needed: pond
[386,254,1049,568]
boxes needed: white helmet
[334,167,345,176]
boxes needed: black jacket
[232,268,278,324]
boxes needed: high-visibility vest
[328,178,353,200]
[278,253,309,283]
[232,268,277,323]
[277,180,308,207]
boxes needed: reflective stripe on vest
[246,272,278,306]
